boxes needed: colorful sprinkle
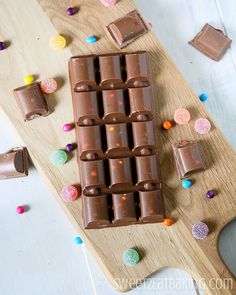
[60,185,79,202]
[86,36,97,43]
[50,150,68,166]
[40,78,58,94]
[194,118,211,134]
[122,249,140,266]
[199,93,208,102]
[163,218,174,226]
[192,221,209,240]
[0,41,6,50]
[66,7,76,16]
[206,190,215,199]
[66,143,74,152]
[100,0,117,6]
[16,205,25,214]
[24,75,34,85]
[50,34,66,50]
[74,236,83,245]
[174,108,191,125]
[182,179,192,188]
[162,120,172,130]
[63,123,73,132]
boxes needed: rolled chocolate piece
[112,193,137,225]
[125,52,149,87]
[132,121,156,156]
[81,160,106,195]
[172,140,204,179]
[83,195,110,229]
[73,91,100,126]
[102,89,126,123]
[106,10,148,48]
[105,123,131,158]
[129,87,153,121]
[14,83,49,121]
[0,147,28,180]
[109,158,132,193]
[135,155,159,190]
[69,56,97,91]
[77,126,103,160]
[99,55,123,88]
[139,190,164,222]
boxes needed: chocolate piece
[172,140,204,179]
[14,83,49,121]
[106,10,148,48]
[139,190,164,222]
[112,193,136,225]
[0,147,28,180]
[189,23,232,61]
[69,51,165,229]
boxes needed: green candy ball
[51,150,68,166]
[122,249,140,266]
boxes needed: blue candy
[182,179,192,188]
[74,236,83,245]
[86,36,97,43]
[199,93,208,102]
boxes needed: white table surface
[0,1,235,294]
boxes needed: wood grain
[0,0,235,293]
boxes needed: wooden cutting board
[0,0,235,293]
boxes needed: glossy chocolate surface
[69,51,164,229]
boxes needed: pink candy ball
[100,0,117,7]
[63,123,73,132]
[16,205,25,214]
[60,185,80,202]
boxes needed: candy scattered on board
[66,143,74,152]
[50,150,68,166]
[122,249,140,266]
[74,236,83,245]
[162,120,172,130]
[194,118,211,134]
[60,185,79,202]
[40,78,57,94]
[182,179,192,188]
[199,93,208,102]
[206,190,215,199]
[50,34,66,50]
[66,7,76,16]
[174,108,191,125]
[16,205,25,214]
[192,221,209,240]
[86,36,97,43]
[100,0,117,7]
[24,75,34,85]
[63,123,73,132]
[163,218,174,226]
[0,41,6,50]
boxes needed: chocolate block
[172,140,204,179]
[189,23,232,61]
[0,147,28,180]
[69,51,165,229]
[106,10,148,48]
[14,83,49,121]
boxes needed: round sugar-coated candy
[122,249,140,266]
[60,185,79,202]
[192,221,209,240]
[24,75,34,85]
[163,218,174,226]
[100,0,117,6]
[16,205,25,214]
[74,236,83,245]
[199,93,208,102]
[66,143,74,152]
[67,7,76,16]
[182,179,192,188]
[51,150,68,166]
[50,34,66,50]
[63,123,73,132]
[206,190,215,199]
[86,36,97,43]
[194,118,211,134]
[174,108,191,125]
[162,120,172,130]
[40,78,57,94]
[0,41,6,50]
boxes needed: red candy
[16,205,24,214]
[40,78,58,94]
[60,185,80,202]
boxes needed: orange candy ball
[162,120,172,130]
[163,218,174,226]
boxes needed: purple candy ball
[66,144,74,153]
[67,7,76,16]
[0,41,6,51]
[206,190,215,199]
[192,221,209,240]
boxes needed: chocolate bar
[189,23,232,61]
[14,83,49,121]
[106,10,148,48]
[69,51,164,229]
[172,140,204,179]
[0,147,28,180]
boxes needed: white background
[0,0,235,294]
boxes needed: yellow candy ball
[50,34,66,50]
[24,75,34,85]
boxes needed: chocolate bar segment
[112,193,137,225]
[14,83,49,121]
[99,55,123,88]
[139,190,164,222]
[189,23,232,61]
[106,10,148,48]
[0,147,28,180]
[172,140,204,179]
